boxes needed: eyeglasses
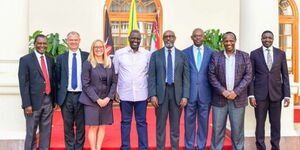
[163,35,175,39]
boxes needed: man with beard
[249,30,290,150]
[148,30,190,150]
[113,30,150,150]
[208,32,252,150]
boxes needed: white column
[240,0,297,137]
[0,0,28,139]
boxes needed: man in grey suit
[18,34,55,150]
[208,32,252,150]
[148,30,190,150]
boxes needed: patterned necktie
[71,53,77,89]
[40,56,51,95]
[197,47,202,71]
[266,49,272,70]
[167,50,173,84]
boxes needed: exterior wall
[29,0,239,51]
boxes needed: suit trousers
[24,95,53,150]
[156,84,182,150]
[184,98,210,150]
[211,101,245,150]
[120,100,148,150]
[255,95,282,150]
[61,92,85,150]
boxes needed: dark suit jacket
[208,50,252,108]
[79,61,117,106]
[18,52,55,111]
[148,48,190,105]
[183,46,214,103]
[248,47,290,101]
[55,50,89,106]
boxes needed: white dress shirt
[263,46,273,65]
[67,49,82,92]
[113,46,150,101]
[193,45,204,66]
[224,51,236,91]
[164,47,175,82]
[34,50,48,74]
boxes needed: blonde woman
[79,40,116,150]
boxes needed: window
[279,0,299,103]
[104,0,162,50]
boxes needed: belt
[67,91,81,94]
[166,83,174,86]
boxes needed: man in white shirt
[249,30,290,150]
[56,31,89,150]
[18,34,55,150]
[113,30,150,150]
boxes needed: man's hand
[102,97,111,107]
[115,93,120,103]
[180,98,188,108]
[222,90,230,98]
[96,98,104,107]
[227,91,237,100]
[150,96,159,108]
[25,106,33,116]
[249,97,257,108]
[283,98,290,107]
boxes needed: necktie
[167,50,173,84]
[266,49,272,70]
[71,53,77,89]
[197,47,202,71]
[40,56,51,95]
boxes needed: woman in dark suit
[79,40,117,150]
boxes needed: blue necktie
[71,53,77,89]
[167,50,173,84]
[197,47,202,71]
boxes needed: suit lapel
[271,48,278,71]
[32,52,44,78]
[159,49,166,71]
[62,52,69,74]
[234,51,242,86]
[188,46,197,71]
[175,49,180,71]
[46,55,52,80]
[200,47,209,72]
[258,47,269,71]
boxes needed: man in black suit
[249,30,290,150]
[56,31,89,150]
[18,34,55,150]
[148,30,190,150]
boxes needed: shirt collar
[34,50,45,58]
[223,50,236,58]
[164,47,175,52]
[193,45,204,50]
[263,46,273,52]
[127,46,141,53]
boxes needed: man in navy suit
[18,34,55,150]
[56,31,89,150]
[249,30,290,150]
[183,28,214,150]
[148,30,190,150]
[208,32,252,150]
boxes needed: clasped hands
[149,96,187,108]
[222,90,237,100]
[96,97,110,107]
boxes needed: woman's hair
[87,39,111,68]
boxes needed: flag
[150,15,161,52]
[104,10,114,55]
[127,0,138,43]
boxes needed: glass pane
[279,0,293,15]
[286,48,292,59]
[287,60,292,73]
[284,24,292,35]
[111,21,154,51]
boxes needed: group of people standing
[18,28,290,150]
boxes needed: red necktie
[40,56,51,95]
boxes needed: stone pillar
[0,0,28,140]
[240,0,297,136]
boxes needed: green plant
[29,30,68,57]
[204,29,224,52]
